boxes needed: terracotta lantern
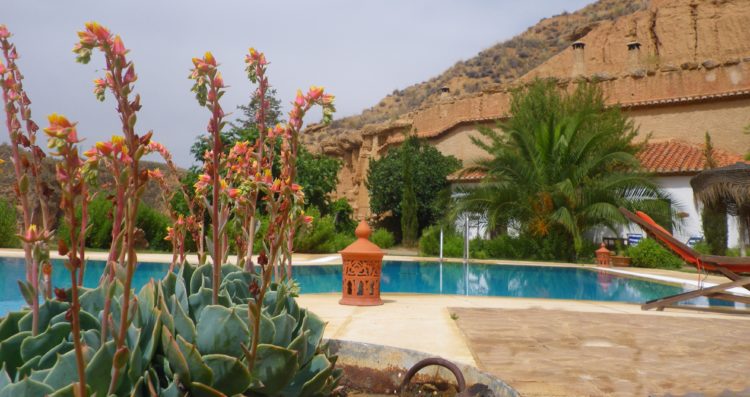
[595,243,612,267]
[339,220,384,306]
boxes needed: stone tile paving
[451,307,750,397]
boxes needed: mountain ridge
[302,0,648,148]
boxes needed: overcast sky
[2,0,593,167]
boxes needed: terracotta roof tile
[447,140,745,182]
[636,140,744,174]
[447,169,487,182]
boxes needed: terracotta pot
[611,255,631,267]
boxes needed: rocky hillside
[302,0,648,148]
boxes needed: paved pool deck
[3,249,749,395]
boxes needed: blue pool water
[0,257,735,316]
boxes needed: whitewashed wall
[619,175,741,247]
[453,177,743,248]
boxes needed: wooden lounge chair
[619,207,750,311]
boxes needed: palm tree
[456,80,669,260]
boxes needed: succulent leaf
[20,322,71,362]
[202,354,251,395]
[270,312,295,347]
[28,368,50,382]
[161,326,191,384]
[0,331,31,378]
[171,295,196,344]
[15,355,40,379]
[189,381,226,397]
[0,365,11,389]
[292,354,334,397]
[250,344,299,395]
[85,340,120,396]
[196,306,249,357]
[43,346,92,390]
[176,333,213,385]
[38,341,73,370]
[49,309,100,331]
[0,376,53,397]
[0,312,25,341]
[47,382,92,397]
[18,300,69,332]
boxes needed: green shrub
[293,208,355,254]
[371,228,395,249]
[86,196,114,249]
[419,225,590,262]
[0,199,18,248]
[329,198,356,234]
[59,197,171,251]
[626,238,684,269]
[702,204,727,255]
[418,225,464,257]
[136,205,171,251]
[322,233,356,252]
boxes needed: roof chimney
[627,41,644,76]
[439,86,451,101]
[571,41,586,78]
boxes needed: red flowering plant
[190,47,335,370]
[74,22,153,394]
[145,141,206,270]
[44,113,91,397]
[0,23,342,396]
[245,83,335,371]
[189,51,233,304]
[0,24,55,336]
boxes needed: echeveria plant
[0,22,340,397]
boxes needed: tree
[457,79,668,260]
[366,135,461,233]
[296,147,341,212]
[188,88,341,213]
[400,146,419,246]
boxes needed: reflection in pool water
[0,258,739,315]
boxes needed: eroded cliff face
[524,0,750,80]
[322,0,750,219]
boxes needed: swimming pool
[0,257,734,315]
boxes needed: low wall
[327,339,520,397]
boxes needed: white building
[448,140,747,248]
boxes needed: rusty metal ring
[399,357,467,396]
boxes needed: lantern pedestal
[595,243,612,267]
[339,221,384,306]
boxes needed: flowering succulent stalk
[74,22,151,394]
[190,51,230,304]
[44,113,89,397]
[0,24,54,335]
[240,48,270,272]
[246,82,335,371]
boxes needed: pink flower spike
[307,86,323,101]
[294,89,305,107]
[112,35,126,56]
[148,169,164,179]
[213,72,224,88]
[0,25,10,39]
